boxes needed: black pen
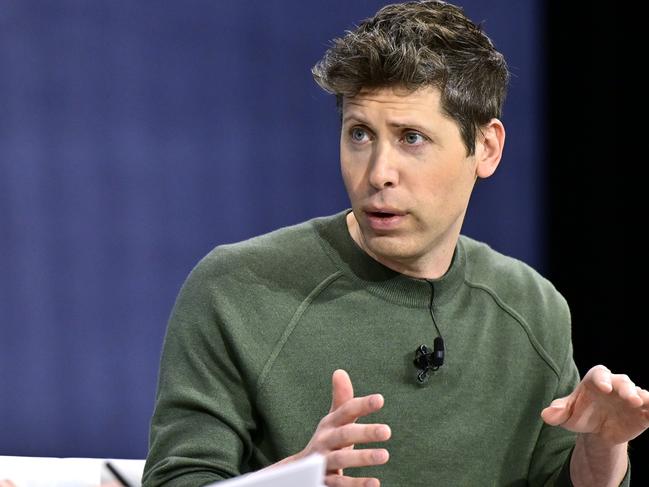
[105,461,133,487]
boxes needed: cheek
[340,153,362,191]
[411,168,466,212]
[340,157,352,186]
[453,166,478,199]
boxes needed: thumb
[330,369,354,412]
[540,397,572,426]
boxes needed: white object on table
[206,453,325,487]
[0,456,144,487]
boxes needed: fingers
[320,423,391,450]
[327,447,390,471]
[586,365,645,405]
[330,369,355,413]
[637,386,649,404]
[0,481,17,487]
[587,364,614,393]
[610,374,643,407]
[588,364,644,406]
[315,370,389,486]
[638,387,649,422]
[541,397,572,426]
[542,365,649,428]
[327,394,384,427]
[326,474,381,487]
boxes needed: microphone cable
[413,280,446,383]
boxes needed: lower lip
[365,212,406,231]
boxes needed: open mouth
[368,211,398,219]
[364,210,405,229]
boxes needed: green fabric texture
[142,210,627,486]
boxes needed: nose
[368,142,398,189]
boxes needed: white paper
[0,456,144,487]
[101,458,145,486]
[206,454,325,487]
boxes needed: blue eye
[404,132,424,145]
[350,127,368,142]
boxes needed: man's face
[340,86,491,277]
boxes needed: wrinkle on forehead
[341,85,460,140]
[345,85,441,106]
[342,86,456,127]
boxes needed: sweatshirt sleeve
[142,256,255,487]
[549,449,631,487]
[527,340,579,487]
[527,341,631,486]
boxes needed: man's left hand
[541,364,649,445]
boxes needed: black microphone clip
[413,337,445,383]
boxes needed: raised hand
[288,369,391,487]
[541,365,649,445]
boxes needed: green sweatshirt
[143,210,629,486]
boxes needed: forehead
[342,86,448,121]
[341,86,461,138]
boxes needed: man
[143,2,648,486]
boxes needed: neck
[345,212,459,280]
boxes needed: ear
[475,118,505,179]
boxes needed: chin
[364,235,417,263]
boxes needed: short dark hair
[312,0,509,155]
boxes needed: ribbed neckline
[314,210,466,309]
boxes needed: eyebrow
[342,115,366,128]
[342,114,433,134]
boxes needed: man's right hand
[280,369,391,487]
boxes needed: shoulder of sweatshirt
[185,214,342,293]
[459,235,572,361]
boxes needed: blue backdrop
[0,0,543,458]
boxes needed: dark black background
[547,3,647,482]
